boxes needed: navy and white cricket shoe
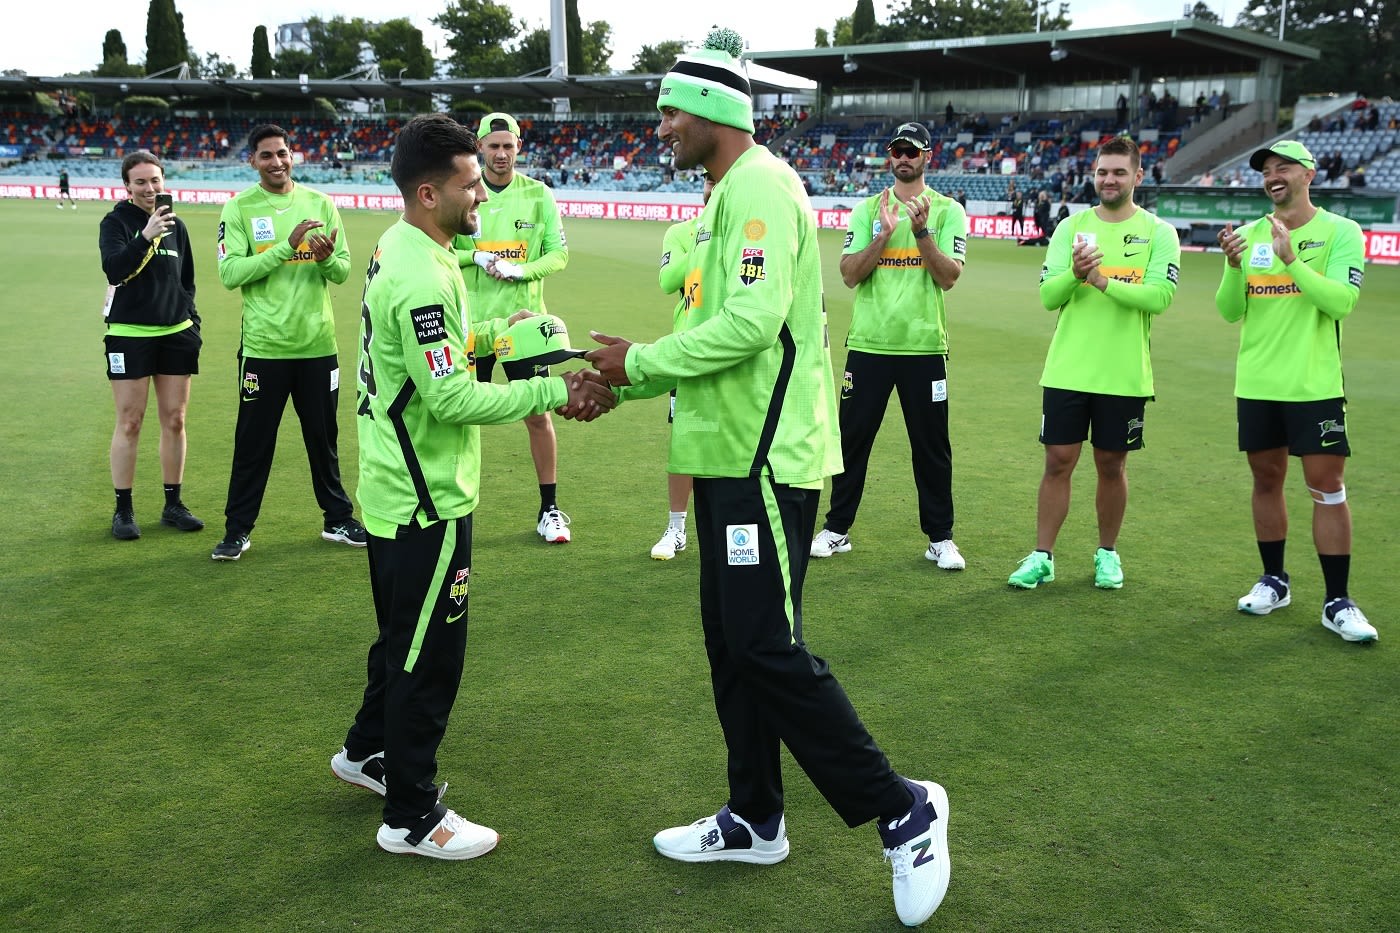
[879,779,951,927]
[653,805,788,864]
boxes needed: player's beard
[459,209,480,237]
[1097,186,1132,210]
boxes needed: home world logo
[726,524,760,566]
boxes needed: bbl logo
[739,248,766,286]
[450,568,470,605]
[242,372,260,396]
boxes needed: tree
[1235,0,1399,103]
[372,19,435,80]
[852,0,879,43]
[250,25,273,79]
[833,16,854,46]
[433,0,521,77]
[1187,2,1221,23]
[580,20,613,74]
[307,16,374,78]
[815,27,831,47]
[513,27,552,75]
[144,0,189,74]
[273,48,316,81]
[103,30,128,64]
[632,40,687,74]
[565,0,584,75]
[97,28,143,78]
[200,52,237,79]
[881,0,1070,41]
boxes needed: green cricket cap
[1249,140,1315,171]
[493,314,585,375]
[477,112,521,139]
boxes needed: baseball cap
[1249,140,1315,171]
[477,112,521,139]
[888,122,932,151]
[493,314,586,380]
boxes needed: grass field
[1,195,1397,932]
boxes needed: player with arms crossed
[330,114,614,859]
[1215,140,1376,643]
[1009,135,1180,590]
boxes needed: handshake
[559,330,637,422]
[494,311,628,424]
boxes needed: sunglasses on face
[889,145,922,159]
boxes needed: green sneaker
[1094,547,1124,589]
[1008,551,1054,589]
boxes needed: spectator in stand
[1116,94,1128,128]
[1151,161,1164,185]
[955,188,967,208]
[1209,89,1221,112]
[946,100,955,126]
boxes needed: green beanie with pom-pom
[657,27,754,133]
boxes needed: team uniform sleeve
[520,190,568,281]
[625,197,792,385]
[658,224,690,295]
[1215,263,1247,322]
[842,199,873,255]
[937,199,969,264]
[452,234,477,269]
[1039,218,1079,310]
[178,220,199,326]
[99,212,153,285]
[392,285,566,426]
[1102,220,1179,315]
[319,204,351,285]
[217,200,293,289]
[1288,221,1363,321]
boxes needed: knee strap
[1308,484,1346,505]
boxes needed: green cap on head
[1249,139,1315,171]
[657,27,755,134]
[477,112,521,139]
[493,314,586,381]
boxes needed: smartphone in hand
[154,193,173,212]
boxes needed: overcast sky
[2,1,1241,78]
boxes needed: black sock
[115,488,133,513]
[1319,553,1350,603]
[539,483,557,516]
[1257,539,1286,579]
[163,483,181,508]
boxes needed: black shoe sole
[161,516,206,531]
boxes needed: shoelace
[884,844,914,877]
[543,510,571,529]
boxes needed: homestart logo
[726,524,760,566]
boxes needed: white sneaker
[1238,574,1290,615]
[651,525,687,560]
[925,539,965,571]
[879,780,951,927]
[330,747,386,796]
[1321,598,1378,643]
[537,508,571,543]
[377,806,498,861]
[653,806,789,865]
[811,528,852,558]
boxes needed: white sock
[668,511,687,530]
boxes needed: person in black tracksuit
[99,150,204,540]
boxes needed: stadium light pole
[1278,0,1287,40]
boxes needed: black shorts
[475,354,550,383]
[104,327,201,380]
[1237,397,1350,456]
[1040,387,1148,450]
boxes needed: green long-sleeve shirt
[453,172,568,323]
[1214,208,1362,401]
[217,182,351,358]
